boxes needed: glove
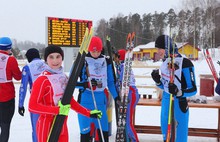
[90,110,102,119]
[168,83,182,97]
[58,101,70,116]
[18,107,25,116]
[151,69,161,84]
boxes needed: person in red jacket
[0,37,22,142]
[28,45,102,142]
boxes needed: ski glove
[90,110,102,119]
[18,107,25,116]
[151,69,161,85]
[58,101,70,116]
[168,83,182,97]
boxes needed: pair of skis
[47,27,93,142]
[115,32,135,142]
[203,49,218,83]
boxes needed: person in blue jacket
[151,35,197,142]
[18,48,46,142]
[116,49,140,142]
[77,36,119,142]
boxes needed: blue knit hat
[0,37,12,50]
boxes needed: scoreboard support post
[62,47,79,72]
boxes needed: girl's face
[46,53,62,69]
[90,51,101,58]
[157,48,165,59]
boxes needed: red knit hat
[88,36,103,52]
[118,49,126,61]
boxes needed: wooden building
[133,42,200,60]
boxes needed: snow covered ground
[8,52,220,142]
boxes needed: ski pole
[86,66,105,142]
[166,34,176,142]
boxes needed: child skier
[76,36,119,142]
[18,48,46,142]
[151,35,197,142]
[28,45,102,142]
[117,49,140,142]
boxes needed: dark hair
[25,48,40,63]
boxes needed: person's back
[18,48,46,142]
[0,37,22,142]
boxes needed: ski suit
[77,53,118,142]
[0,51,22,142]
[118,62,140,142]
[19,58,46,142]
[29,66,91,142]
[157,57,197,142]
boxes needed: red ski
[203,49,218,83]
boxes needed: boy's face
[90,51,101,58]
[46,53,62,69]
[157,48,165,59]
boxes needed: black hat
[25,48,40,63]
[155,35,172,49]
[44,45,64,62]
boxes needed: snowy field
[8,51,220,142]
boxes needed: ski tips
[79,28,89,54]
[130,32,135,49]
[126,33,131,49]
[126,32,135,50]
[79,27,93,54]
[106,35,111,42]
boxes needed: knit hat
[155,35,180,58]
[155,35,174,49]
[25,48,40,63]
[118,49,126,61]
[44,45,64,62]
[0,37,12,50]
[88,36,103,52]
[112,50,120,58]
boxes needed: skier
[151,35,197,142]
[28,45,102,142]
[76,36,119,142]
[18,48,46,142]
[116,49,140,142]
[0,37,22,142]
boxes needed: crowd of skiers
[0,33,218,142]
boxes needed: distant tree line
[11,0,220,58]
[11,39,45,59]
[95,0,220,52]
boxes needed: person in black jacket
[151,35,197,142]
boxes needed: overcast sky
[0,0,180,43]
